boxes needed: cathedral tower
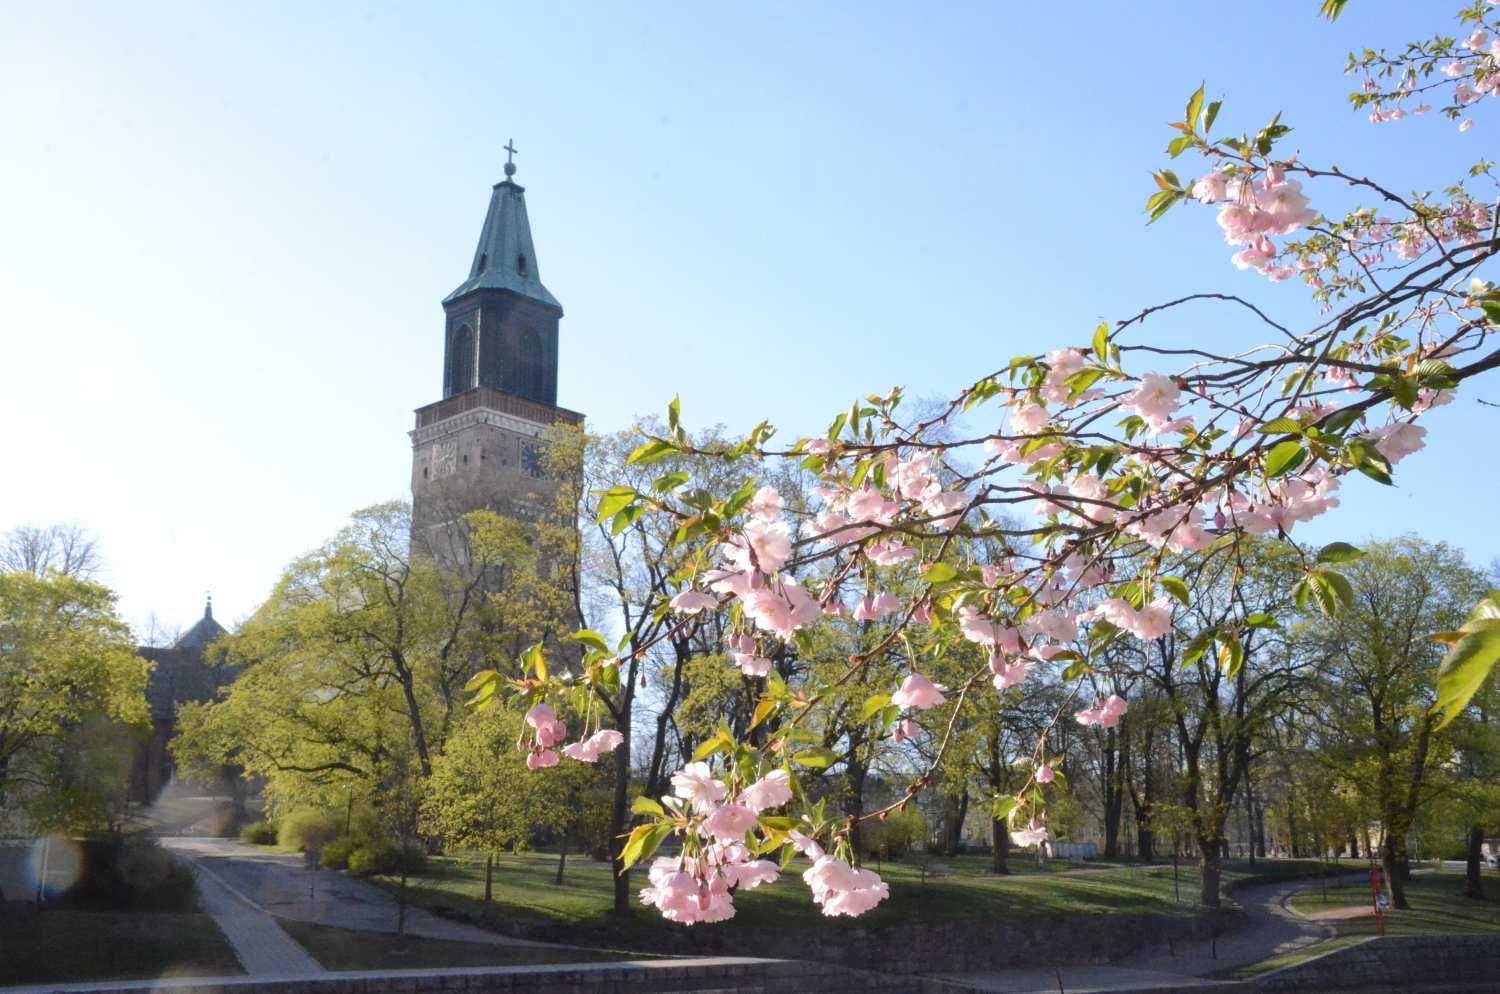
[410,147,583,559]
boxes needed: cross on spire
[503,139,518,178]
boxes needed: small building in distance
[130,596,237,804]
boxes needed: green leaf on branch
[1182,629,1215,667]
[571,630,611,653]
[1185,84,1205,134]
[631,797,665,818]
[693,734,730,762]
[862,693,892,722]
[610,504,646,536]
[1482,300,1500,326]
[626,439,677,466]
[1316,541,1364,565]
[1204,99,1221,133]
[1264,439,1306,478]
[1218,633,1244,680]
[793,747,840,770]
[1160,576,1191,607]
[922,563,959,584]
[993,795,1020,822]
[652,472,690,494]
[620,822,672,873]
[1092,321,1110,363]
[1433,592,1500,728]
[1299,569,1354,617]
[463,669,498,693]
[1318,0,1348,21]
[749,697,777,731]
[594,486,638,523]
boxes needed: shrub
[860,808,927,860]
[61,833,198,911]
[347,839,427,877]
[319,836,356,870]
[277,808,340,853]
[239,821,278,845]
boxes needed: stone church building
[130,152,578,802]
[409,149,584,560]
[130,596,235,803]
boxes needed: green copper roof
[443,179,562,312]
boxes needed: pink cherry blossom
[891,673,947,710]
[671,761,727,812]
[701,802,759,843]
[670,589,717,615]
[748,485,784,521]
[561,728,625,763]
[733,652,772,677]
[892,718,920,743]
[526,748,559,770]
[1120,373,1182,431]
[1075,694,1129,729]
[1036,764,1055,784]
[990,651,1029,689]
[740,769,793,812]
[803,855,889,917]
[1368,422,1427,463]
[1010,818,1049,848]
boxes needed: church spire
[443,141,561,313]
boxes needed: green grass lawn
[1287,870,1500,938]
[375,850,1336,945]
[276,918,639,971]
[0,911,243,985]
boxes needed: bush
[277,808,340,853]
[319,836,356,870]
[860,808,928,860]
[60,833,198,911]
[347,839,427,877]
[239,821,278,845]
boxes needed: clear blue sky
[2,1,1494,635]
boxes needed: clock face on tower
[520,441,543,478]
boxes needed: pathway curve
[940,872,1362,993]
[162,837,567,950]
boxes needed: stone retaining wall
[1252,933,1500,993]
[546,912,1217,975]
[0,959,963,994]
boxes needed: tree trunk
[991,817,1011,874]
[1198,834,1223,910]
[1243,776,1257,866]
[555,836,568,886]
[1382,832,1410,910]
[1466,825,1485,900]
[1103,726,1125,859]
[484,853,493,903]
[844,758,868,858]
[1285,791,1299,858]
[608,710,632,916]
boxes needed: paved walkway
[181,847,325,977]
[162,837,560,949]
[940,873,1362,992]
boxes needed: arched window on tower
[519,327,543,403]
[447,325,474,397]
